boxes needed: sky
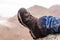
[0,0,60,18]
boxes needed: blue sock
[39,16,60,34]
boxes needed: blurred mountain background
[0,5,60,40]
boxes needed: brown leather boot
[17,8,46,39]
[17,8,38,30]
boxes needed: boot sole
[17,13,27,27]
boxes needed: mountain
[50,5,60,10]
[0,16,7,20]
[28,5,48,18]
[49,5,60,17]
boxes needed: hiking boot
[17,8,43,39]
[17,8,49,39]
[17,8,38,29]
[17,8,60,40]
